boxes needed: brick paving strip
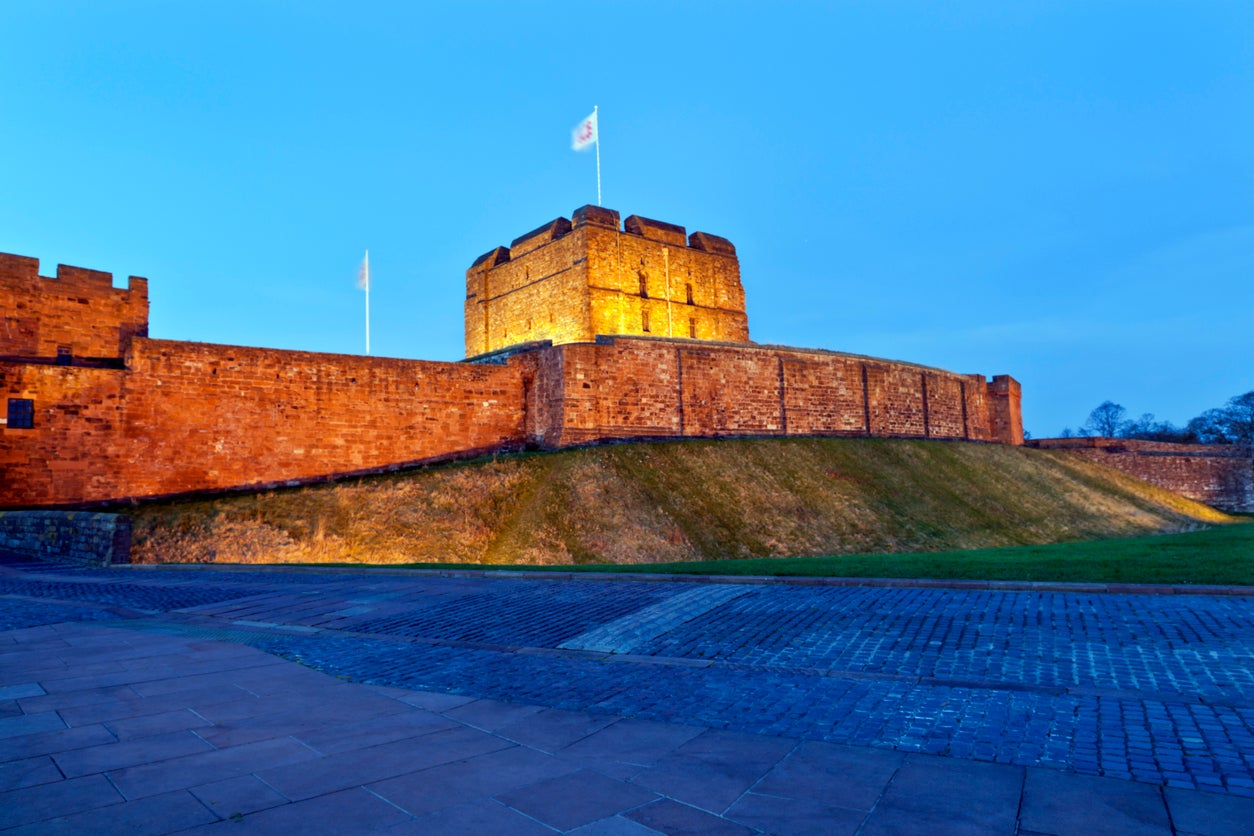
[2,553,1253,833]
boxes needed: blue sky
[2,1,1250,437]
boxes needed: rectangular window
[689,317,697,339]
[641,310,651,332]
[686,283,694,305]
[56,345,72,365]
[7,398,34,429]
[638,274,649,299]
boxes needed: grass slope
[127,438,1234,567]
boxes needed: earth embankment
[126,438,1233,566]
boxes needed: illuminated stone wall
[1,339,528,506]
[526,336,1016,449]
[465,206,748,357]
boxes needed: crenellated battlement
[0,251,149,360]
[0,252,148,293]
[469,206,739,271]
[465,206,749,357]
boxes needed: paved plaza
[2,553,1253,834]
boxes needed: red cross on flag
[571,110,598,151]
[356,250,369,291]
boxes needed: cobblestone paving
[3,555,1253,799]
[0,598,119,632]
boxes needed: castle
[1,206,1025,508]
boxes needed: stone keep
[465,205,749,357]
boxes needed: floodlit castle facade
[2,205,1023,507]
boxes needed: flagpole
[594,105,602,206]
[363,249,371,355]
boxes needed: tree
[1125,412,1158,439]
[1083,401,1128,438]
[1122,413,1193,443]
[1069,390,1253,448]
[1218,391,1254,455]
[1186,410,1229,444]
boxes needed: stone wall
[1,338,529,506]
[0,510,131,565]
[1029,438,1254,512]
[526,336,1019,449]
[465,206,749,357]
[0,253,148,360]
[3,333,1021,508]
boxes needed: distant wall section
[1030,438,1253,512]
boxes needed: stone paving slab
[1019,768,1174,835]
[368,744,581,818]
[862,755,1024,835]
[3,554,1254,832]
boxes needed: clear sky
[2,1,1250,437]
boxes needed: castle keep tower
[465,205,749,357]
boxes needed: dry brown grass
[126,439,1233,566]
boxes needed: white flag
[571,110,597,151]
[357,250,369,291]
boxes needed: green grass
[385,521,1254,586]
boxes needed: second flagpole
[358,249,371,355]
[594,105,601,206]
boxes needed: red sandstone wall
[987,375,1024,446]
[0,252,148,359]
[680,347,783,437]
[1029,438,1253,512]
[3,333,1022,506]
[780,356,866,435]
[539,340,683,446]
[1031,438,1221,455]
[531,337,1020,449]
[1,364,128,503]
[1,339,527,506]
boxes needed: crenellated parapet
[465,205,749,357]
[0,251,149,360]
